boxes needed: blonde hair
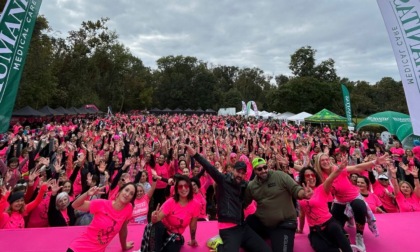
[314,153,330,182]
[399,181,414,196]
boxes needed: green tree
[289,46,316,77]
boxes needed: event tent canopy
[55,107,74,115]
[277,112,295,121]
[12,106,45,117]
[286,112,313,124]
[38,106,63,116]
[305,109,347,123]
[356,111,410,134]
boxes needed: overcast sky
[39,0,400,84]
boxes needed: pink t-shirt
[155,163,170,189]
[27,193,51,228]
[299,185,332,227]
[244,200,256,219]
[413,146,420,160]
[331,168,359,203]
[69,199,133,252]
[108,185,120,201]
[73,173,83,197]
[130,195,150,224]
[390,147,404,162]
[161,198,200,234]
[372,182,399,213]
[193,192,207,219]
[396,192,420,212]
[362,193,383,214]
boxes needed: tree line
[14,16,408,117]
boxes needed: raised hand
[302,183,314,199]
[50,179,62,196]
[54,161,63,174]
[86,186,106,197]
[28,168,41,183]
[409,167,419,177]
[388,164,398,175]
[338,156,348,170]
[376,153,391,165]
[151,203,162,223]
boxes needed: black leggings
[246,214,296,252]
[309,218,352,252]
[332,198,367,234]
[147,222,184,252]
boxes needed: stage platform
[0,212,417,251]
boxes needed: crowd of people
[0,113,420,252]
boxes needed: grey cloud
[39,0,400,84]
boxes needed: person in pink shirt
[130,176,157,224]
[389,165,420,212]
[390,141,405,179]
[371,172,399,213]
[190,177,208,221]
[313,152,389,250]
[0,180,48,229]
[357,176,386,214]
[412,140,420,160]
[68,182,137,252]
[140,175,199,252]
[297,166,353,252]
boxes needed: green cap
[252,157,266,169]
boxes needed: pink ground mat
[0,212,416,251]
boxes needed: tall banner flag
[341,84,353,127]
[0,0,43,133]
[246,101,252,116]
[377,0,420,135]
[241,101,247,115]
[251,101,259,117]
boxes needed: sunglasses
[177,184,189,190]
[379,178,388,181]
[255,165,268,172]
[304,174,316,179]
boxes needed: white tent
[277,112,295,121]
[218,107,236,116]
[286,112,313,125]
[236,109,257,117]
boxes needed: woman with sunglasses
[139,175,200,252]
[297,166,354,252]
[369,169,399,213]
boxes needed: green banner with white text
[0,0,43,133]
[341,84,353,127]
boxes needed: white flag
[377,0,420,135]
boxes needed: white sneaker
[351,244,365,252]
[355,233,366,252]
